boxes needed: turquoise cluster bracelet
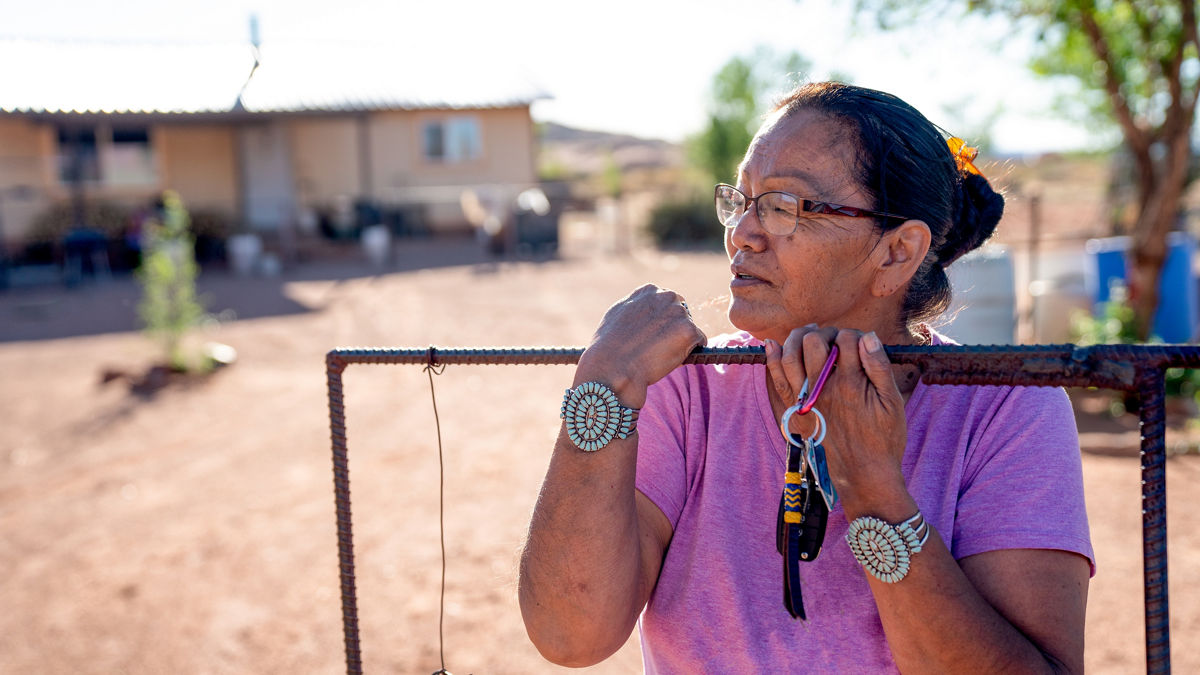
[560,381,639,452]
[846,512,930,584]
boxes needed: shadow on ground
[0,237,524,342]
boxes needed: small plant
[137,191,208,372]
[1070,283,1141,346]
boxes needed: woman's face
[725,108,889,344]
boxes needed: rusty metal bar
[326,355,361,675]
[327,343,1200,674]
[1138,368,1170,674]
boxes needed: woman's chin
[727,304,778,341]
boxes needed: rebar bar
[327,343,1200,675]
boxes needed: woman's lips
[731,269,769,287]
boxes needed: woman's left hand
[764,326,911,516]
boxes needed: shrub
[647,196,722,247]
[1072,282,1199,412]
[27,200,132,243]
[187,209,235,240]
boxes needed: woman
[519,82,1093,672]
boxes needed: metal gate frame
[327,343,1200,674]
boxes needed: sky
[0,0,1115,155]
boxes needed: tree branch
[1160,2,1190,142]
[1077,3,1149,157]
[1182,0,1200,115]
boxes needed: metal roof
[0,38,551,116]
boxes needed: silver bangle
[846,511,929,584]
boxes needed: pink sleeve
[634,370,692,529]
[952,386,1096,574]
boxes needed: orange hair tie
[947,137,983,177]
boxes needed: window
[422,116,482,163]
[106,127,157,186]
[56,124,158,186]
[57,127,100,183]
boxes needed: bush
[647,196,722,247]
[188,208,235,265]
[188,209,235,240]
[1072,283,1199,412]
[28,200,132,243]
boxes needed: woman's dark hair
[774,82,1004,331]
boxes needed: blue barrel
[1085,233,1197,343]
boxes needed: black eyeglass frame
[714,184,910,235]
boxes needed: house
[0,38,550,252]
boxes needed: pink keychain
[797,345,838,415]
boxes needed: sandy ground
[2,242,1199,674]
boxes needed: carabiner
[797,344,838,415]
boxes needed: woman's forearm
[519,284,700,666]
[518,428,650,667]
[844,492,1087,674]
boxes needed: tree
[691,48,812,185]
[858,0,1199,340]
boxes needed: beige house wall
[370,106,537,230]
[158,125,238,216]
[289,117,362,207]
[0,118,54,243]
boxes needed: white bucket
[361,224,391,267]
[227,233,262,277]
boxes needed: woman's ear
[871,220,931,298]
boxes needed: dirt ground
[2,242,1199,674]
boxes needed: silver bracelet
[560,381,639,452]
[846,511,929,584]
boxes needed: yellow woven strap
[784,471,803,484]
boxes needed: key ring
[779,404,826,447]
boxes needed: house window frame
[56,122,160,187]
[420,114,483,165]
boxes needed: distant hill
[537,122,685,178]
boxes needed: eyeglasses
[714,184,909,236]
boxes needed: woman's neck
[892,324,928,398]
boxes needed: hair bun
[937,172,1004,265]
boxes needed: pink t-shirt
[634,331,1094,673]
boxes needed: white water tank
[941,246,1016,345]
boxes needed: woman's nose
[728,205,768,252]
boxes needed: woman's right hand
[575,284,708,409]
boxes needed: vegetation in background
[646,195,723,247]
[689,48,812,186]
[1071,283,1141,346]
[602,153,623,198]
[857,0,1199,340]
[137,191,208,372]
[1072,282,1200,414]
[28,200,131,243]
